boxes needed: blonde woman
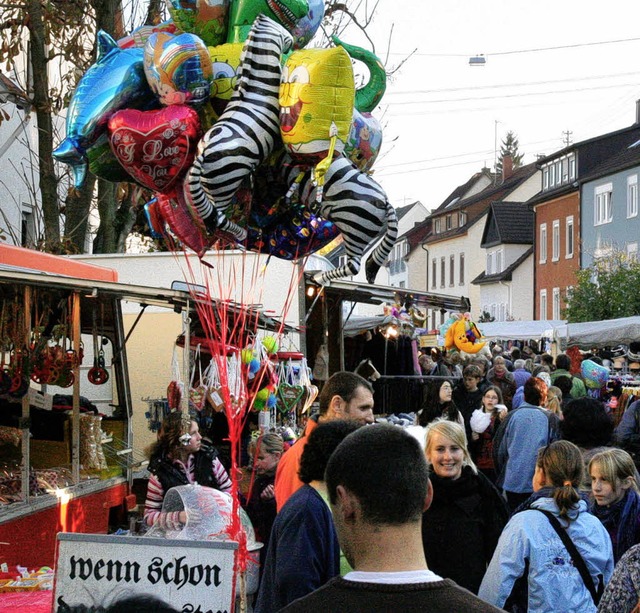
[545,385,564,419]
[479,440,614,613]
[422,419,508,594]
[589,448,640,563]
[246,433,284,555]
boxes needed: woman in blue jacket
[479,440,614,613]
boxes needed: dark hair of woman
[418,379,460,427]
[560,397,614,449]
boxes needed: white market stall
[477,320,566,342]
[556,316,640,350]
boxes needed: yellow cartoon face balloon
[208,43,243,119]
[279,46,355,160]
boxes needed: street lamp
[469,55,486,66]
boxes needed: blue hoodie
[479,497,614,613]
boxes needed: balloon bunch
[241,335,279,411]
[54,0,391,271]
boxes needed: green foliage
[496,130,524,174]
[563,250,640,322]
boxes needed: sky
[341,0,640,211]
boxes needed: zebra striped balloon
[279,154,399,285]
[186,15,293,241]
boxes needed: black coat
[422,465,509,594]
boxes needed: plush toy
[443,313,486,355]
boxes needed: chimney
[501,154,514,182]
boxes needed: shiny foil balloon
[156,190,214,256]
[167,0,229,48]
[244,211,339,260]
[280,45,355,160]
[108,105,202,193]
[53,31,153,188]
[345,110,383,172]
[87,133,139,184]
[117,21,178,49]
[144,32,213,106]
[143,198,166,238]
[208,42,243,119]
[291,0,324,49]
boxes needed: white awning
[477,319,566,341]
[557,316,640,349]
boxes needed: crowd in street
[143,344,640,612]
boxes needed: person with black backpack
[479,440,614,613]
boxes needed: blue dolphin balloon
[53,31,154,187]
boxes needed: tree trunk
[26,0,60,252]
[92,179,117,253]
[63,176,96,253]
[87,0,125,253]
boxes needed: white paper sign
[54,533,237,613]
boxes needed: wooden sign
[54,533,237,613]
[418,334,440,348]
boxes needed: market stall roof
[0,268,294,333]
[556,316,640,349]
[477,319,566,341]
[306,274,471,312]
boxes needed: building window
[554,160,562,185]
[543,168,549,190]
[496,249,503,273]
[552,220,560,261]
[594,183,613,225]
[21,205,35,248]
[568,155,576,180]
[487,252,494,275]
[446,215,452,230]
[539,223,547,263]
[628,175,638,218]
[540,289,547,320]
[431,310,436,331]
[499,303,506,322]
[449,254,455,286]
[552,287,561,320]
[490,304,496,320]
[566,216,574,259]
[440,257,445,288]
[431,259,437,288]
[459,253,465,285]
[434,219,441,234]
[459,212,467,226]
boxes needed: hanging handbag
[537,509,604,606]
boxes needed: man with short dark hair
[281,425,502,612]
[274,371,374,511]
[493,376,561,512]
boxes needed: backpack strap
[536,509,603,606]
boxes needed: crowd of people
[142,344,640,613]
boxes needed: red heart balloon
[108,105,201,193]
[156,188,214,257]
